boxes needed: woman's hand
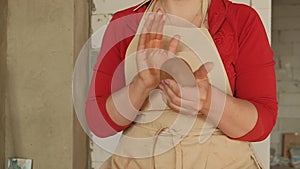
[159,62,214,115]
[135,9,180,91]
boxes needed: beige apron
[100,1,264,168]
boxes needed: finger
[160,80,180,99]
[155,9,166,40]
[167,100,189,114]
[153,15,166,48]
[138,14,154,50]
[162,79,197,102]
[166,97,198,115]
[150,10,165,49]
[160,89,188,114]
[168,35,180,55]
[150,10,163,40]
[162,79,180,96]
[144,13,155,48]
[137,28,147,51]
[160,82,199,111]
[159,83,181,105]
[194,62,214,79]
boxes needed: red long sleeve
[85,8,143,137]
[229,5,278,141]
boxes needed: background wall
[89,0,272,168]
[271,0,300,157]
[1,0,89,168]
[0,0,7,168]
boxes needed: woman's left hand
[159,62,214,115]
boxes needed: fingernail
[163,79,169,85]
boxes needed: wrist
[201,86,228,118]
[131,75,155,94]
[130,76,152,98]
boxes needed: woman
[85,0,277,168]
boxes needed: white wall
[271,0,300,158]
[90,0,272,168]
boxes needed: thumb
[194,62,214,79]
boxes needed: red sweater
[85,0,278,142]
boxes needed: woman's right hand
[136,9,180,90]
